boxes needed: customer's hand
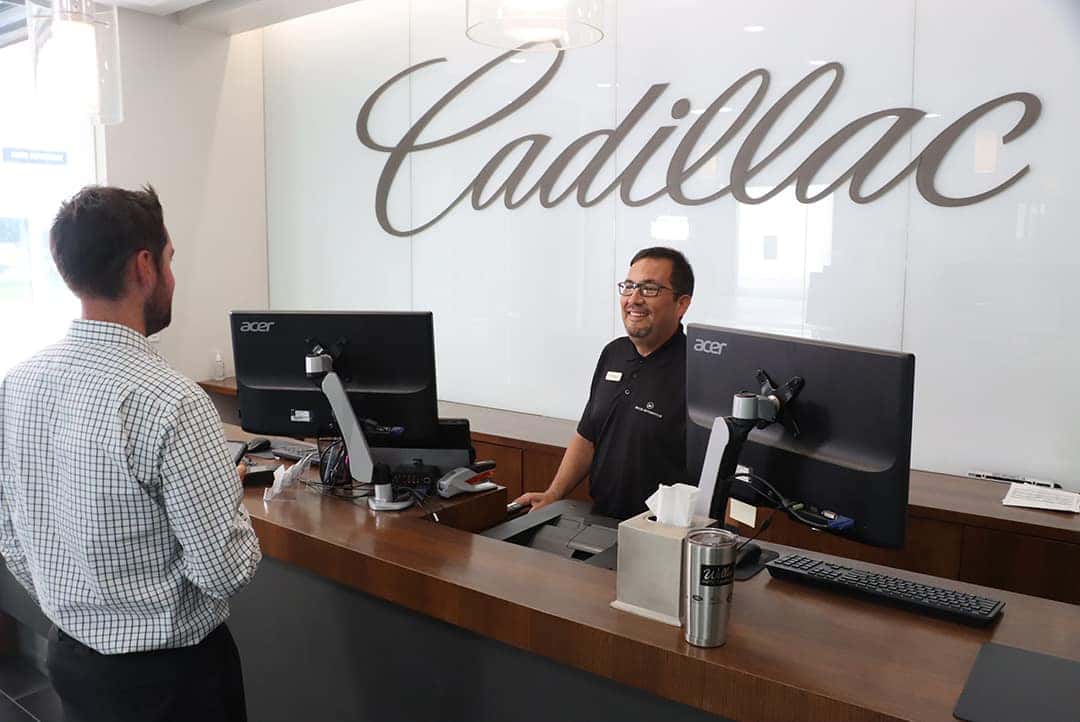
[513,491,556,513]
[237,463,248,483]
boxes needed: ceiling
[115,0,208,15]
[1,1,364,39]
[0,1,24,49]
[0,0,207,49]
[2,0,211,14]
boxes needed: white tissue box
[610,510,714,626]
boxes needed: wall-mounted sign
[2,148,68,166]
[357,50,1041,237]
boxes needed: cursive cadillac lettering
[356,48,1042,237]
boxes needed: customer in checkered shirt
[0,185,261,722]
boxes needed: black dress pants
[46,623,247,722]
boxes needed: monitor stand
[319,369,413,512]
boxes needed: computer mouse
[246,437,271,453]
[735,541,762,568]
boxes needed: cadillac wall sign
[356,48,1041,237]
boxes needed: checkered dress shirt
[0,320,261,654]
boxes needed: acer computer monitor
[686,324,915,548]
[230,311,440,445]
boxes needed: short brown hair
[630,247,694,297]
[50,185,167,299]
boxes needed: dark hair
[630,246,695,297]
[49,185,167,300]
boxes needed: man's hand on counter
[511,433,594,514]
[512,491,557,513]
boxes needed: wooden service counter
[231,442,1080,722]
[202,377,1080,605]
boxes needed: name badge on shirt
[605,371,623,382]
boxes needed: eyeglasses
[617,281,674,298]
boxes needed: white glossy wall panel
[614,1,914,348]
[264,0,1080,485]
[903,0,1080,481]
[405,0,617,417]
[265,2,411,311]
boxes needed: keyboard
[271,441,319,462]
[766,553,1005,626]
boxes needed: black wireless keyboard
[766,553,1005,626]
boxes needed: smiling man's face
[620,256,690,353]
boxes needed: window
[0,34,98,375]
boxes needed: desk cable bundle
[302,435,433,508]
[694,368,857,537]
[731,471,853,533]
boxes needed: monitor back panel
[686,323,914,548]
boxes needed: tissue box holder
[610,510,714,626]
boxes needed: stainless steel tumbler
[682,528,737,647]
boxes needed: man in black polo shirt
[514,247,693,520]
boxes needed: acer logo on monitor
[693,339,728,356]
[239,321,276,333]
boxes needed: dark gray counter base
[230,555,729,722]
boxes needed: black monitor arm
[708,370,804,521]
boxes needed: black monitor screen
[687,324,915,548]
[231,311,439,444]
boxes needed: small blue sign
[2,148,68,165]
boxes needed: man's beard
[143,282,172,336]
[623,310,652,339]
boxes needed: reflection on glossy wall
[264,0,1080,485]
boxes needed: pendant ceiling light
[25,0,123,125]
[466,0,604,51]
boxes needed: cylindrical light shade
[466,0,604,51]
[25,0,123,125]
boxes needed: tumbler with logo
[682,528,737,647]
